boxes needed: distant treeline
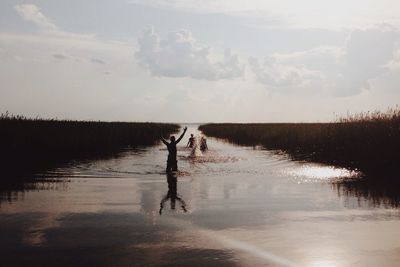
[0,113,179,176]
[199,109,400,176]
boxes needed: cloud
[52,53,69,60]
[135,26,244,80]
[90,58,106,65]
[14,4,57,31]
[249,56,324,89]
[14,4,95,41]
[336,26,400,95]
[9,4,114,71]
[250,25,400,96]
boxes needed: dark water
[1,125,400,267]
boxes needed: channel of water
[1,125,399,267]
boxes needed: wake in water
[189,135,204,158]
[183,135,238,164]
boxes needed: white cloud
[249,56,324,90]
[337,26,400,94]
[14,4,57,31]
[14,4,95,41]
[251,25,400,96]
[135,26,244,80]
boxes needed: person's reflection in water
[159,173,187,215]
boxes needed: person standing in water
[160,126,187,173]
[200,136,208,151]
[186,134,195,148]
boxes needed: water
[1,125,400,267]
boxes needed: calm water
[1,125,400,267]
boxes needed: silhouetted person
[200,136,208,151]
[160,126,187,173]
[159,173,187,215]
[186,134,195,148]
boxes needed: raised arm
[160,134,169,146]
[175,126,187,144]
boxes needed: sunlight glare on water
[286,164,360,182]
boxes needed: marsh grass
[0,113,179,176]
[199,108,400,175]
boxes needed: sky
[1,0,400,122]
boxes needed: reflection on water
[0,178,69,204]
[334,177,400,208]
[159,173,188,214]
[284,162,400,209]
[1,125,400,266]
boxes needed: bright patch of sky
[0,0,399,122]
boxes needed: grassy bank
[0,113,179,176]
[199,109,400,175]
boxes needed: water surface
[1,125,400,267]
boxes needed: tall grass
[199,108,400,175]
[0,112,179,176]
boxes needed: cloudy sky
[1,0,400,122]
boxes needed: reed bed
[199,108,400,175]
[0,113,179,176]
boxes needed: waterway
[1,125,399,267]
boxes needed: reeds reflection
[333,175,400,208]
[0,177,70,204]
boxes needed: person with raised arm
[160,126,187,173]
